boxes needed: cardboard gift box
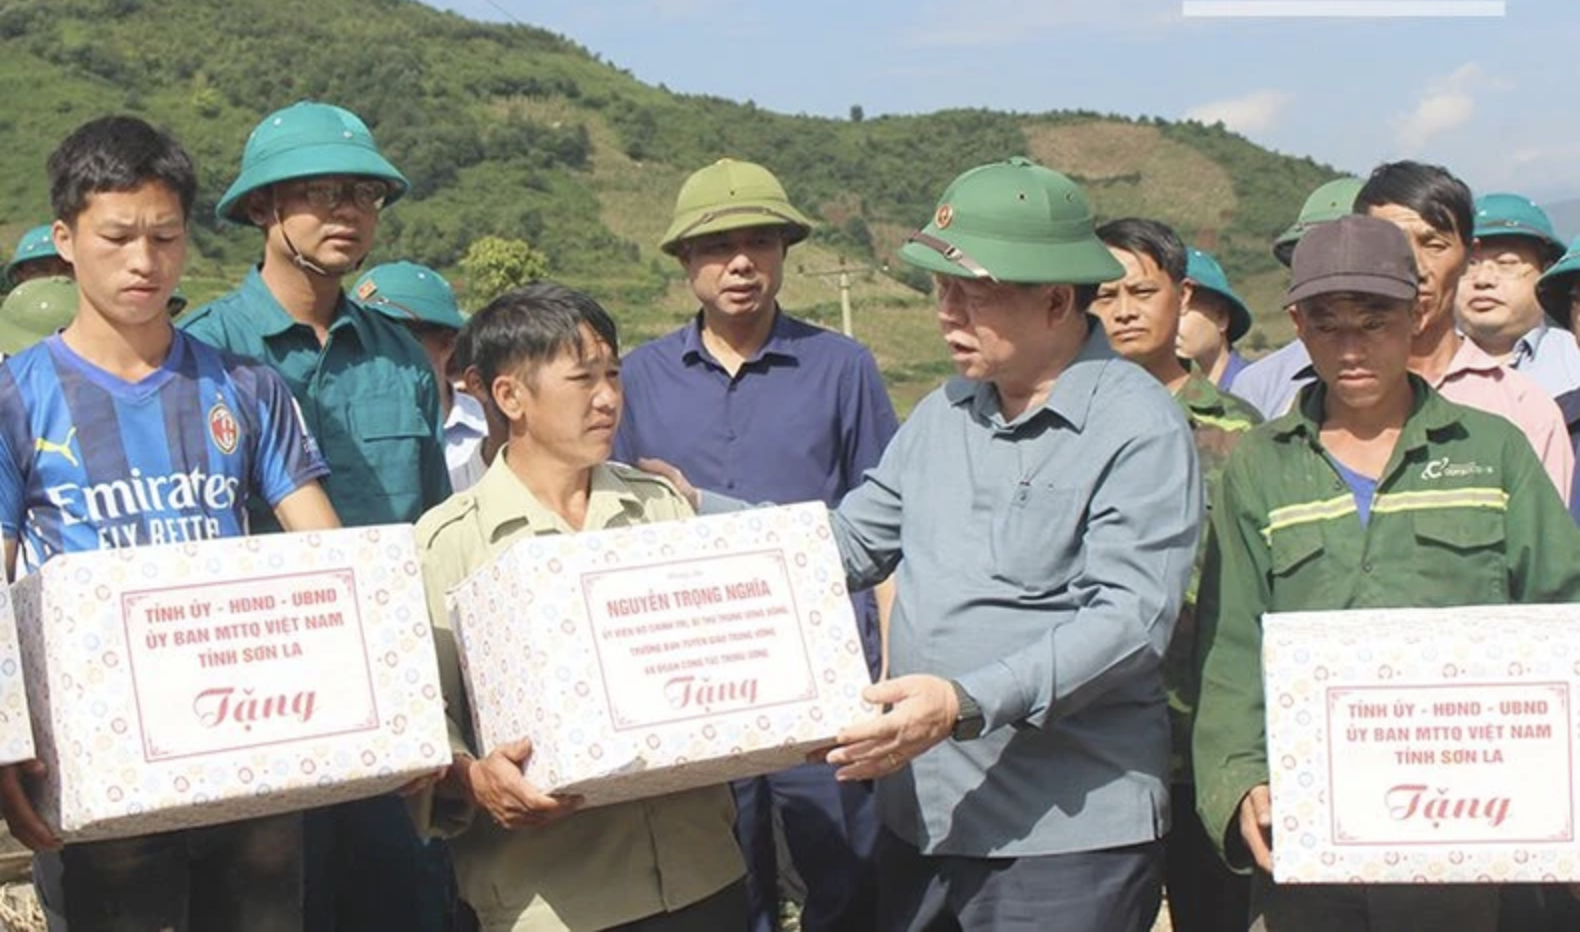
[13,525,450,841]
[1264,605,1580,884]
[448,502,876,807]
[0,585,34,767]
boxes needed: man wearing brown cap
[1193,215,1580,931]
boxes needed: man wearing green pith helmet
[3,224,73,288]
[179,100,453,932]
[1230,177,1364,419]
[354,261,489,492]
[809,157,1202,931]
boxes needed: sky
[424,0,1580,206]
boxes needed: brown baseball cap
[1286,214,1420,306]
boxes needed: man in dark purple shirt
[615,158,899,932]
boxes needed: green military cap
[217,101,409,225]
[1536,237,1580,328]
[659,159,813,256]
[1185,248,1253,344]
[1472,193,1566,258]
[1273,177,1365,268]
[5,224,61,286]
[352,261,465,330]
[0,276,76,355]
[898,157,1123,285]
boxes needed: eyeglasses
[286,179,390,212]
[1466,255,1537,281]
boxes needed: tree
[457,236,551,310]
[849,104,864,124]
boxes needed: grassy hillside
[0,0,1335,412]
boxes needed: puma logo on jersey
[35,428,78,467]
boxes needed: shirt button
[1362,562,1374,574]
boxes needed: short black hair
[48,116,197,225]
[1354,161,1473,248]
[1095,218,1187,284]
[468,282,620,390]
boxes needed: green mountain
[0,0,1337,410]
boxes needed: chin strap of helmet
[272,203,364,279]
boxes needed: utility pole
[799,256,881,338]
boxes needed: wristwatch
[949,680,985,741]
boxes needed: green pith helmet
[1185,248,1253,344]
[1472,193,1566,259]
[659,159,813,256]
[351,261,465,330]
[1273,176,1365,268]
[216,101,409,225]
[898,157,1122,285]
[1536,236,1580,328]
[5,224,61,285]
[0,276,76,355]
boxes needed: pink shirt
[1434,337,1574,505]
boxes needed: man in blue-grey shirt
[1457,193,1580,398]
[817,159,1201,932]
[616,158,898,932]
[1232,177,1363,418]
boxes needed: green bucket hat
[216,101,409,225]
[1472,193,1566,259]
[1273,177,1365,268]
[898,157,1122,285]
[0,276,76,355]
[1536,236,1580,328]
[352,261,465,330]
[659,159,813,256]
[5,224,62,286]
[1185,248,1252,344]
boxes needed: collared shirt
[180,268,451,529]
[1226,341,1313,420]
[614,310,898,507]
[445,391,488,493]
[1166,374,1260,782]
[1217,350,1251,394]
[614,309,899,670]
[1433,336,1574,505]
[1192,377,1580,869]
[828,325,1202,857]
[1508,321,1580,398]
[413,453,743,930]
[1558,388,1580,523]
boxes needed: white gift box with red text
[1264,606,1580,884]
[12,526,450,841]
[448,502,876,807]
[0,585,34,766]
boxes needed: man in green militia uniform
[1192,215,1580,932]
[1091,218,1260,932]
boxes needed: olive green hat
[1273,177,1365,268]
[216,101,409,225]
[5,225,61,286]
[0,276,76,355]
[659,159,813,256]
[1536,236,1580,328]
[898,157,1122,285]
[352,261,465,330]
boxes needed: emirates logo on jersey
[208,399,239,455]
